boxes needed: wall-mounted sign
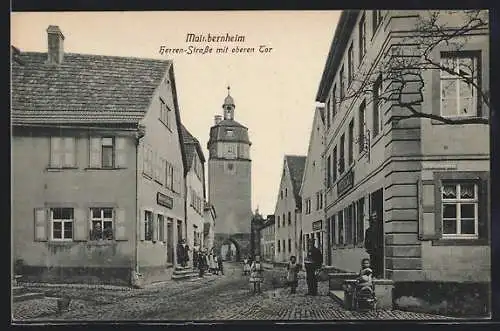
[312,220,323,231]
[157,192,173,209]
[337,169,354,197]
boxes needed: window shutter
[115,208,127,241]
[115,137,127,168]
[73,208,88,241]
[478,179,489,241]
[89,137,102,168]
[34,208,48,241]
[50,137,62,168]
[418,179,439,240]
[140,209,146,241]
[63,137,76,167]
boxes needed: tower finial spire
[227,85,231,96]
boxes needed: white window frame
[50,208,74,241]
[440,52,479,118]
[441,183,479,239]
[90,207,114,240]
[157,213,165,242]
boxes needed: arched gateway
[214,233,251,262]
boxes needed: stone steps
[172,266,198,281]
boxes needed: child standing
[286,256,301,294]
[250,255,263,294]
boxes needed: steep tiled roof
[180,124,206,173]
[11,50,171,125]
[285,155,307,209]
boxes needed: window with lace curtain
[441,182,479,239]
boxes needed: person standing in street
[304,239,323,296]
[286,255,301,294]
[249,255,263,294]
[217,251,224,275]
[364,212,381,278]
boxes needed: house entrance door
[369,188,384,278]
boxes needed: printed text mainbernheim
[186,33,245,43]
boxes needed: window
[280,190,283,199]
[339,134,345,174]
[166,162,174,190]
[282,240,286,254]
[278,239,281,252]
[333,146,338,183]
[338,210,344,245]
[348,44,354,85]
[50,137,76,168]
[288,212,291,225]
[159,98,171,129]
[359,14,366,63]
[285,188,288,197]
[90,137,126,169]
[441,183,479,238]
[282,213,286,226]
[358,100,366,153]
[440,52,480,118]
[277,215,280,228]
[144,210,153,241]
[372,10,383,36]
[326,155,332,188]
[356,198,365,245]
[90,208,113,240]
[373,76,383,137]
[340,66,345,100]
[332,86,337,120]
[316,192,320,210]
[226,129,234,137]
[348,120,354,165]
[158,214,165,242]
[288,239,292,253]
[51,208,73,240]
[319,191,323,209]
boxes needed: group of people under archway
[176,239,224,277]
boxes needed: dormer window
[226,129,234,137]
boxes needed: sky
[11,11,340,216]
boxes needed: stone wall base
[20,266,132,286]
[394,281,491,317]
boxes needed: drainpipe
[133,124,145,287]
[323,118,331,266]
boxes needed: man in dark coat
[364,212,381,278]
[304,239,323,296]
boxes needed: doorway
[369,188,384,278]
[167,219,174,264]
[177,220,183,243]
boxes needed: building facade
[12,26,187,286]
[207,89,253,257]
[274,155,306,263]
[259,216,275,263]
[181,124,206,256]
[316,10,490,303]
[300,107,328,264]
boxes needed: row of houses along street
[256,9,491,316]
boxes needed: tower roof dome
[223,86,235,107]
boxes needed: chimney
[214,115,223,125]
[47,25,65,64]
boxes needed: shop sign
[337,169,354,197]
[157,192,173,209]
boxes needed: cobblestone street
[13,263,454,321]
